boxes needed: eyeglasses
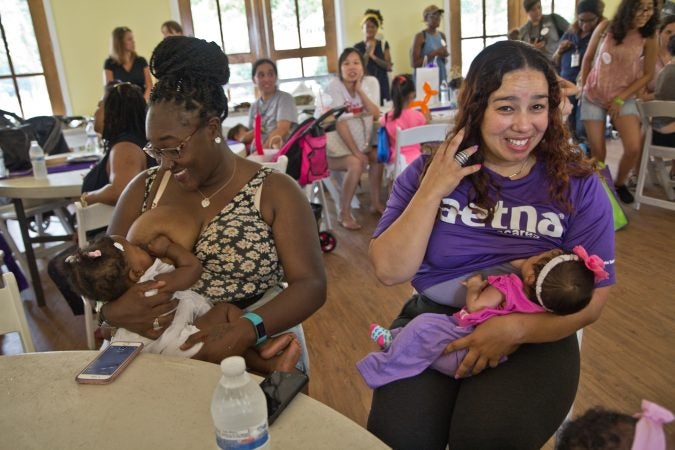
[143,125,202,160]
[578,17,598,24]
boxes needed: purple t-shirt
[374,156,616,298]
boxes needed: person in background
[652,34,675,180]
[556,400,674,450]
[226,124,249,143]
[354,9,392,105]
[518,0,570,61]
[161,20,183,38]
[554,0,604,142]
[380,74,430,171]
[101,36,325,371]
[367,40,615,449]
[81,81,156,206]
[103,27,153,101]
[580,0,659,204]
[642,15,675,100]
[241,59,298,151]
[410,5,449,85]
[317,48,383,230]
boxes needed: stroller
[275,105,347,253]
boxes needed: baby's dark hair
[668,34,675,57]
[390,74,415,120]
[64,236,130,303]
[226,124,247,141]
[149,36,230,122]
[530,251,596,315]
[556,407,637,450]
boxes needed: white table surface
[0,351,388,450]
[0,168,88,200]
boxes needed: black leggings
[367,295,580,450]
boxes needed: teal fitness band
[241,312,267,346]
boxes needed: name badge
[571,51,580,68]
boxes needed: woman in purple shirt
[368,40,615,449]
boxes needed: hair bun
[150,36,229,86]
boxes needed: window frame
[0,0,64,117]
[178,0,337,74]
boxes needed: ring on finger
[153,317,161,331]
[454,150,470,167]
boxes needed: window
[182,0,336,105]
[0,0,64,118]
[449,0,577,76]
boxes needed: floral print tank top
[142,167,284,304]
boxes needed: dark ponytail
[390,74,415,120]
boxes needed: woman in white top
[318,48,383,230]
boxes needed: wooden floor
[3,140,674,448]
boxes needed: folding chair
[635,100,675,211]
[74,201,115,349]
[386,123,449,182]
[0,269,36,353]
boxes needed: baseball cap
[423,5,444,19]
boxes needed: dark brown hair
[609,0,659,44]
[338,48,365,82]
[64,236,130,302]
[530,253,595,315]
[556,407,637,450]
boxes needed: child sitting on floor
[556,400,674,450]
[65,205,300,372]
[357,246,608,389]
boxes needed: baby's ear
[524,272,537,286]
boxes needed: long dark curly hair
[101,81,146,153]
[423,40,595,223]
[149,36,230,123]
[609,0,659,44]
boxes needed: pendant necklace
[507,156,531,179]
[197,158,237,208]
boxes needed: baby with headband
[557,400,674,450]
[357,246,609,388]
[64,206,300,371]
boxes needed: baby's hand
[147,235,171,257]
[463,274,487,289]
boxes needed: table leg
[12,199,46,306]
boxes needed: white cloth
[112,259,212,357]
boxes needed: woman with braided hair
[99,36,326,371]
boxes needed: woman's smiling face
[340,51,364,83]
[479,68,549,169]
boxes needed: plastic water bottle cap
[220,356,246,376]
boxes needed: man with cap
[518,0,570,61]
[410,4,449,84]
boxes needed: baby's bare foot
[268,338,302,373]
[257,333,297,359]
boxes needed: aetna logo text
[439,199,565,238]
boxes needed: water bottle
[439,81,449,104]
[85,119,100,153]
[0,145,7,179]
[211,356,270,449]
[29,140,48,180]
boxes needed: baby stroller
[275,105,347,253]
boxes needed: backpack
[377,113,391,163]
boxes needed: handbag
[377,113,391,163]
[325,115,371,158]
[0,125,32,171]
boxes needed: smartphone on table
[259,371,309,425]
[75,341,144,384]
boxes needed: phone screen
[81,344,139,375]
[259,372,308,425]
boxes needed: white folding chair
[387,123,450,182]
[0,270,36,353]
[74,201,115,349]
[635,100,675,211]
